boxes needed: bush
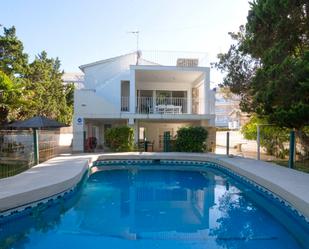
[241,115,289,158]
[175,126,208,152]
[105,126,134,152]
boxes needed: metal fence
[0,129,73,178]
[215,130,309,173]
[0,130,34,178]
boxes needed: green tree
[0,71,24,125]
[0,25,74,125]
[215,0,309,150]
[0,26,28,77]
[214,26,260,113]
[24,51,72,123]
[241,115,289,158]
[215,1,309,129]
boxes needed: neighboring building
[228,108,250,129]
[214,88,245,129]
[73,52,216,152]
[62,72,85,89]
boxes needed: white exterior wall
[81,54,136,114]
[74,89,120,116]
[73,53,215,151]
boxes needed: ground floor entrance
[138,120,205,151]
[73,118,216,152]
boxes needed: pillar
[188,87,192,114]
[33,129,39,165]
[130,68,136,113]
[204,69,210,114]
[73,115,85,152]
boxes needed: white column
[204,69,210,114]
[134,120,139,144]
[130,68,136,114]
[128,118,139,144]
[188,88,192,114]
[73,115,85,152]
[152,90,156,113]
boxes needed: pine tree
[0,26,74,125]
[0,26,28,77]
[215,0,309,130]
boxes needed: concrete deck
[0,154,99,212]
[0,152,308,222]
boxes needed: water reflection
[0,169,306,249]
[75,170,216,239]
[0,184,84,249]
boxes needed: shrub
[175,126,208,152]
[241,115,289,158]
[105,126,134,152]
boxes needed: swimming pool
[0,160,308,249]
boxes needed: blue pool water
[0,164,308,249]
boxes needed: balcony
[121,96,205,115]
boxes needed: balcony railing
[121,96,214,115]
[121,96,130,112]
[136,96,188,114]
[135,96,207,115]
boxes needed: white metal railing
[121,96,130,112]
[136,97,198,114]
[120,96,210,114]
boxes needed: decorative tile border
[92,159,154,166]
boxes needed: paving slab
[0,154,99,212]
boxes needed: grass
[0,163,31,179]
[271,160,309,173]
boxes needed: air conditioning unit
[176,58,199,67]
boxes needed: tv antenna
[127,30,140,52]
[127,30,141,65]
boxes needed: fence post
[288,130,295,169]
[257,125,260,160]
[33,129,39,165]
[83,131,86,152]
[226,131,230,156]
[144,139,148,152]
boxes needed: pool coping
[0,152,308,222]
[0,154,99,213]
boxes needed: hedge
[175,126,208,152]
[105,126,134,152]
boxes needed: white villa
[73,52,216,152]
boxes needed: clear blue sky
[1,0,250,84]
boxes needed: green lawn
[0,163,30,179]
[271,160,309,173]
